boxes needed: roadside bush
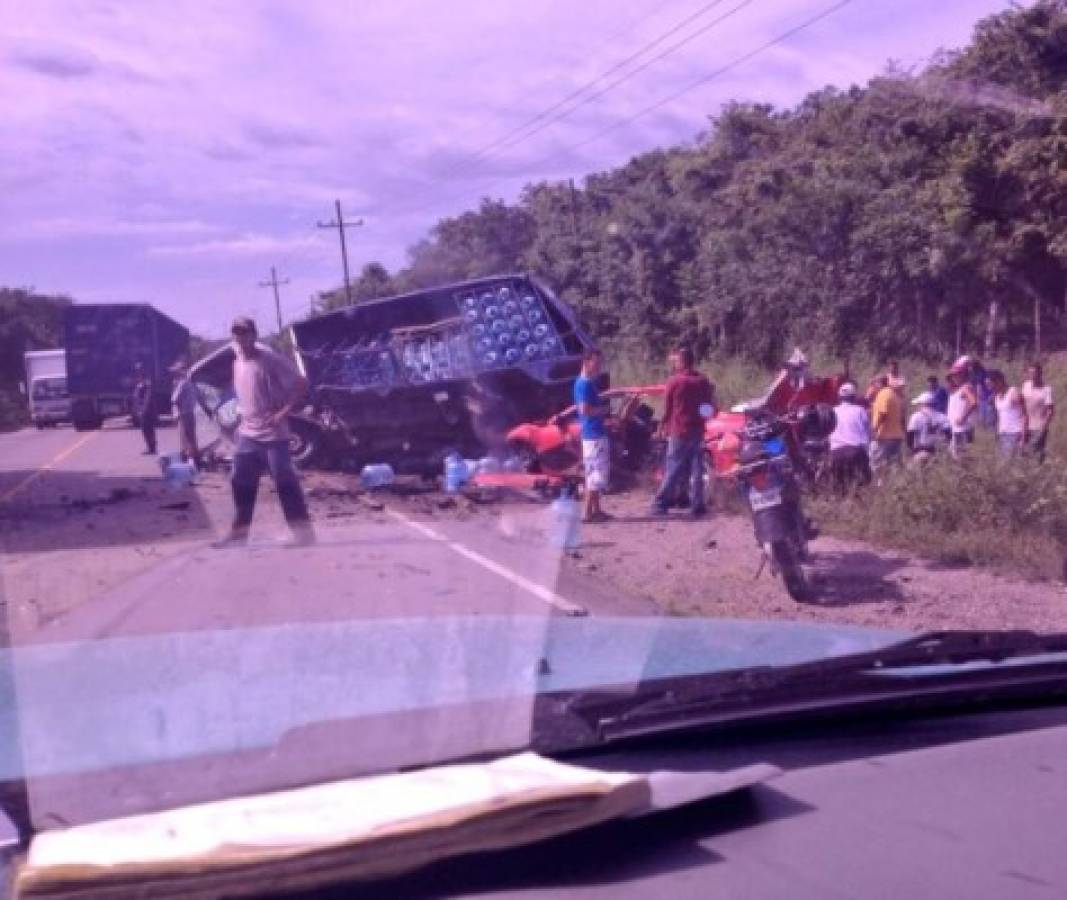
[0,388,28,432]
[812,446,1067,580]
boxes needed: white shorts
[581,437,611,491]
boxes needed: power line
[257,265,290,335]
[394,0,853,220]
[316,199,363,306]
[456,0,755,173]
[436,0,736,181]
[566,0,855,154]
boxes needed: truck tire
[288,417,326,470]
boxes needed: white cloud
[1,216,219,241]
[0,0,1018,335]
[147,232,323,260]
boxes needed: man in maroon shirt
[652,346,716,517]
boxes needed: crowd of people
[143,321,1056,539]
[829,355,1055,492]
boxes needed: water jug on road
[360,463,395,490]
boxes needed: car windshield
[1,0,1064,880]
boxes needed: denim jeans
[230,436,309,529]
[653,436,705,513]
[997,432,1024,459]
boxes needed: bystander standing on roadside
[970,356,997,430]
[988,369,1027,459]
[946,364,977,458]
[863,374,882,407]
[574,349,612,524]
[887,360,906,397]
[926,374,948,414]
[170,359,204,469]
[131,363,157,456]
[652,346,715,518]
[869,374,904,478]
[906,392,950,466]
[1022,362,1054,463]
[828,382,871,494]
[214,316,315,548]
[887,360,907,430]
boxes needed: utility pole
[257,265,290,334]
[317,199,363,305]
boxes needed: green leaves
[321,3,1065,370]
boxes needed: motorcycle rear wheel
[772,540,811,603]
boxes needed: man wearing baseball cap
[828,381,872,494]
[906,391,950,465]
[214,316,315,547]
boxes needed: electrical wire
[394,0,854,220]
[434,0,737,180]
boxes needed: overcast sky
[1,0,1015,337]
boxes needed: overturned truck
[192,274,598,473]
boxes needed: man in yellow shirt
[869,374,905,476]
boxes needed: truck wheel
[288,418,325,469]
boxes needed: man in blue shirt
[573,349,611,523]
[925,374,949,415]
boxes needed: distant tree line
[317,1,1065,366]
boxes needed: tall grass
[810,444,1067,580]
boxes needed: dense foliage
[321,2,1066,367]
[0,288,71,430]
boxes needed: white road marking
[386,508,587,617]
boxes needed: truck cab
[29,375,71,428]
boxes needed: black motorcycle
[734,413,814,603]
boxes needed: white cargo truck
[23,349,70,429]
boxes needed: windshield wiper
[534,630,1067,752]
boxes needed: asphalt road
[0,423,655,648]
[0,422,660,833]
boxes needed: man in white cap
[906,391,950,465]
[828,381,871,493]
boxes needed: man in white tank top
[1022,362,1054,463]
[946,367,977,459]
[987,369,1027,459]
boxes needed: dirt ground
[4,462,1065,636]
[296,471,1067,633]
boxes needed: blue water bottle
[443,454,469,493]
[360,463,395,490]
